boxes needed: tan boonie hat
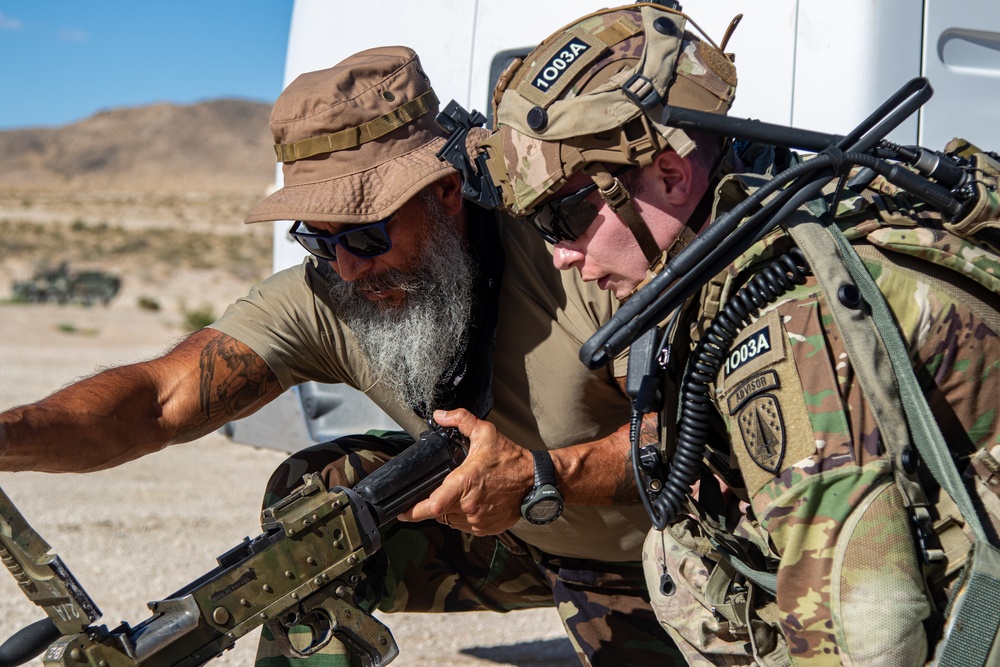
[481,3,739,215]
[245,46,455,225]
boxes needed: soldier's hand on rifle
[398,408,534,535]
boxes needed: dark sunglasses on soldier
[530,166,634,244]
[288,218,393,261]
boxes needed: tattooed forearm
[612,447,640,504]
[199,336,276,416]
[179,335,278,438]
[638,410,660,447]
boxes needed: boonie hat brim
[244,46,457,226]
[244,136,453,225]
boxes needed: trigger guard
[268,607,335,658]
[267,597,399,666]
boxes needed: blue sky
[0,2,293,130]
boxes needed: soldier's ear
[652,150,696,207]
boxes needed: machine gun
[0,424,468,667]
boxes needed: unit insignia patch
[737,394,786,473]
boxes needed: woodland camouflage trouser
[253,434,684,667]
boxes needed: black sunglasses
[288,218,393,261]
[530,166,634,244]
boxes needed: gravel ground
[0,302,577,667]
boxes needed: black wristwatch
[520,450,564,525]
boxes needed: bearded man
[0,47,683,667]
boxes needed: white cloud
[0,12,23,30]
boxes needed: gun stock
[1,425,468,667]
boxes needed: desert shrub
[137,296,161,311]
[55,322,98,336]
[181,302,216,331]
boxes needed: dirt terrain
[0,101,576,667]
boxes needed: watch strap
[531,449,556,488]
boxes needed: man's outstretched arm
[0,328,283,473]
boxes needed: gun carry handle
[266,593,399,667]
[0,618,60,667]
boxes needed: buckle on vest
[913,506,946,565]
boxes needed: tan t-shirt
[210,216,649,562]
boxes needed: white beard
[327,190,476,412]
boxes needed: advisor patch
[727,370,780,415]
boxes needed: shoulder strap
[786,212,988,544]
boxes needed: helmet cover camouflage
[481,3,738,215]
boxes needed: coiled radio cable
[639,247,811,528]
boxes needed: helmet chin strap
[583,164,663,266]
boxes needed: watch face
[526,498,562,524]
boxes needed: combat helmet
[479,2,739,268]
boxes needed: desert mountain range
[0,99,275,195]
[0,100,280,306]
